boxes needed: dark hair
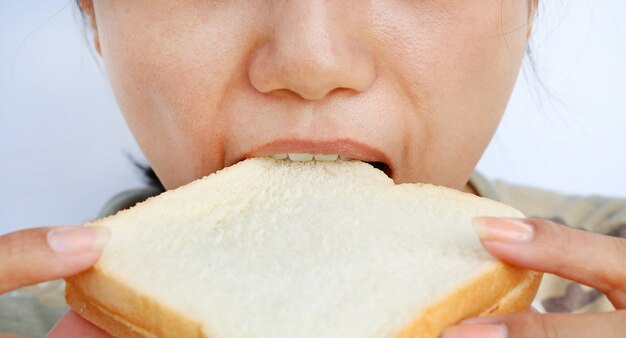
[127,155,166,192]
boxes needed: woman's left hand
[442,217,626,338]
[0,226,112,338]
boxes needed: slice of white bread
[66,158,541,338]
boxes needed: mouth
[265,153,392,177]
[367,161,391,177]
[236,139,394,179]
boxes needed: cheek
[94,1,260,188]
[372,0,530,187]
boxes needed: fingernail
[441,323,508,338]
[473,217,534,243]
[47,226,110,255]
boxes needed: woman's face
[85,0,532,190]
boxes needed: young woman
[1,1,625,337]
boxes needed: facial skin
[81,0,533,191]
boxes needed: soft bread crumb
[72,158,530,338]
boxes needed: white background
[1,1,625,235]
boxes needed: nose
[248,2,376,101]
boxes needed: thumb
[46,311,112,338]
[0,226,109,294]
[442,311,626,338]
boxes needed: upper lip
[235,138,393,177]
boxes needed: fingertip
[470,217,541,269]
[473,217,535,243]
[477,239,536,268]
[47,311,111,338]
[57,249,102,274]
[48,226,108,276]
[47,226,110,255]
[0,227,107,294]
[442,323,508,338]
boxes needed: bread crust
[66,263,540,338]
[66,268,204,338]
[393,264,541,338]
[66,281,154,338]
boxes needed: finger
[473,217,626,308]
[46,311,112,338]
[0,226,109,294]
[442,311,626,338]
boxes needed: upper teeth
[271,153,350,162]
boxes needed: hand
[442,217,626,338]
[0,226,112,338]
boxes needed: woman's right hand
[0,226,112,338]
